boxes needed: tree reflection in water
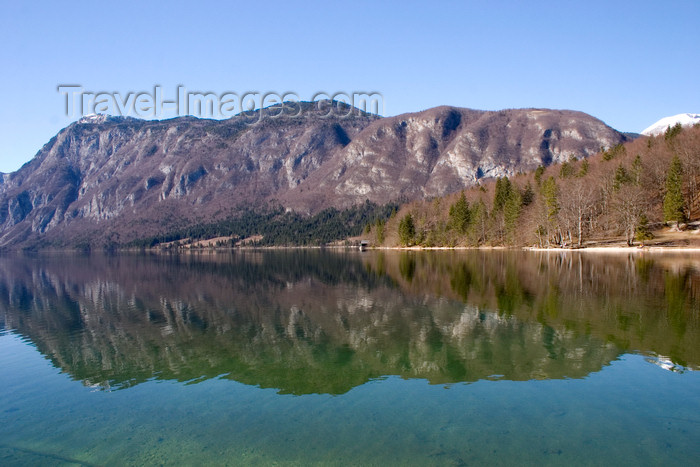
[0,249,697,394]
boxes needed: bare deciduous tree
[611,185,648,246]
[676,129,700,219]
[558,180,599,246]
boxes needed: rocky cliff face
[290,106,626,211]
[0,102,629,248]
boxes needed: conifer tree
[448,191,470,234]
[468,199,487,245]
[534,166,545,186]
[577,159,589,177]
[559,161,574,178]
[493,177,512,212]
[521,181,534,206]
[635,214,653,244]
[665,123,682,143]
[398,213,416,246]
[504,189,523,242]
[663,155,685,224]
[542,176,559,221]
[613,164,632,190]
[375,218,385,244]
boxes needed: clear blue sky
[1,0,698,172]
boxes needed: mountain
[0,102,630,248]
[641,113,700,136]
[288,106,628,212]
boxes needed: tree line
[129,200,398,248]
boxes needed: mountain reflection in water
[0,250,697,394]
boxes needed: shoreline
[155,244,700,254]
[7,243,700,255]
[368,245,700,253]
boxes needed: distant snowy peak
[641,113,700,136]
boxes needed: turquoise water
[0,250,698,465]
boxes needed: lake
[0,249,698,465]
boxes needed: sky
[0,0,698,173]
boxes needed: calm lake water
[0,250,698,466]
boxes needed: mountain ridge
[0,101,630,248]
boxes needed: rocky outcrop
[289,107,625,211]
